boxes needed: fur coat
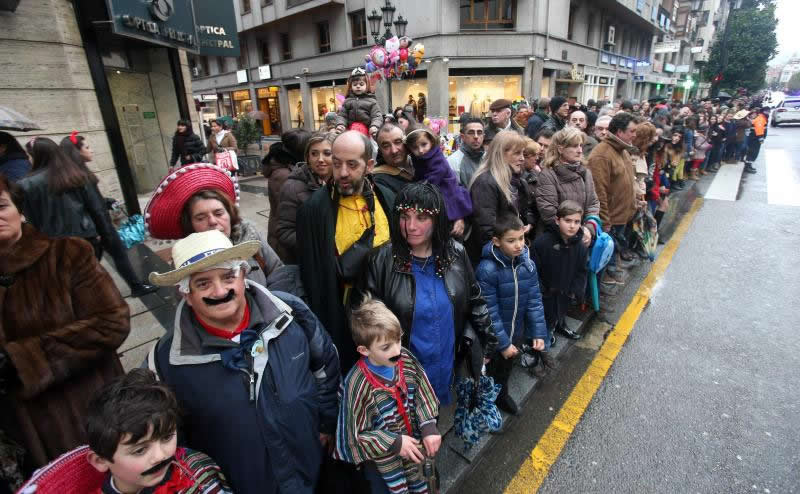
[0,224,130,468]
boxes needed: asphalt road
[461,125,800,494]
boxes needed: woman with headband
[353,182,497,406]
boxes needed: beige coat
[586,134,638,227]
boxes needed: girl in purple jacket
[405,128,473,237]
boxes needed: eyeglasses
[465,130,484,136]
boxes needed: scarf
[214,130,227,146]
[462,145,484,163]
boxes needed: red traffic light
[713,73,723,83]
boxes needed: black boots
[491,355,520,416]
[744,163,757,174]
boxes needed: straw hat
[733,109,750,120]
[149,230,260,286]
[144,163,240,240]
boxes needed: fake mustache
[140,456,174,477]
[388,354,401,363]
[202,289,235,306]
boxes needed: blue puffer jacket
[475,241,549,351]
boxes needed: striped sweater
[335,349,440,494]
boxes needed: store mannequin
[470,93,481,118]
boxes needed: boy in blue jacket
[476,214,548,415]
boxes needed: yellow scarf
[334,195,390,255]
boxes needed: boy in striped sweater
[85,369,231,494]
[335,295,441,494]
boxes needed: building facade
[0,0,203,213]
[189,0,680,135]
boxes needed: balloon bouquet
[363,35,425,83]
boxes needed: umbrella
[717,91,732,101]
[631,208,658,262]
[453,375,502,451]
[247,110,268,120]
[0,105,42,131]
[648,95,668,103]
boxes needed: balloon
[412,43,425,64]
[423,117,431,127]
[336,94,346,105]
[349,122,369,136]
[408,57,417,70]
[399,36,411,49]
[430,121,440,134]
[399,48,408,62]
[366,61,377,73]
[385,36,400,54]
[370,46,388,67]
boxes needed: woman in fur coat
[0,175,130,483]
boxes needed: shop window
[281,33,292,61]
[260,40,271,65]
[238,38,249,69]
[350,10,367,47]
[241,0,251,14]
[318,22,331,53]
[460,0,516,31]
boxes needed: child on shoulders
[85,369,231,494]
[336,67,384,138]
[476,214,548,415]
[335,295,441,494]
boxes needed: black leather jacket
[354,241,498,358]
[18,170,109,240]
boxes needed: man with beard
[484,98,524,145]
[146,230,340,494]
[447,117,485,186]
[297,131,395,372]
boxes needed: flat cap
[489,98,512,111]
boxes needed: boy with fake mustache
[335,295,441,493]
[85,369,231,493]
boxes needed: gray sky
[772,0,800,65]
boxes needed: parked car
[771,97,800,127]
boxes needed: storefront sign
[236,69,248,84]
[676,65,690,73]
[201,94,218,101]
[257,87,279,98]
[690,46,703,54]
[232,90,250,101]
[194,0,240,57]
[654,41,680,54]
[143,111,156,119]
[258,65,272,81]
[598,77,610,85]
[664,63,676,73]
[106,0,199,52]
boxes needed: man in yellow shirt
[744,107,768,175]
[297,131,395,372]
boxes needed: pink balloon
[400,48,408,61]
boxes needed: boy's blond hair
[350,293,403,348]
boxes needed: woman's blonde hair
[470,130,526,204]
[541,127,585,169]
[522,137,541,158]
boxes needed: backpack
[585,215,614,273]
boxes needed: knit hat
[489,99,512,112]
[549,96,567,114]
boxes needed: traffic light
[713,73,723,83]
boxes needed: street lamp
[366,0,408,109]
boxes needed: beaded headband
[395,203,439,216]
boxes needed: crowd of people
[0,64,772,494]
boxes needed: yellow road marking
[504,198,704,494]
